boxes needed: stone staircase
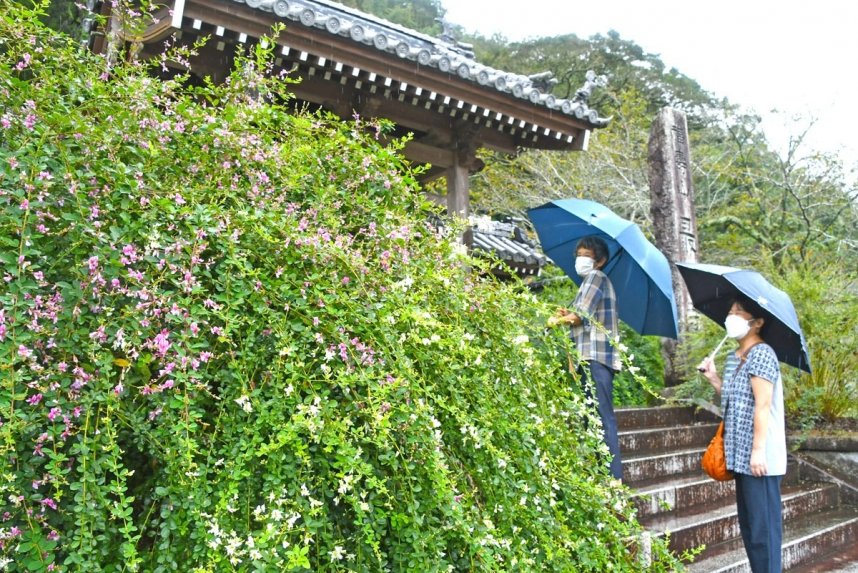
[618,406,858,572]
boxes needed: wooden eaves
[91,0,609,219]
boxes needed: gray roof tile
[234,0,609,127]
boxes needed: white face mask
[724,314,752,339]
[575,256,595,277]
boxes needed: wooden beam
[402,141,455,168]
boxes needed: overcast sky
[441,0,858,172]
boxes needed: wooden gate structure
[89,0,608,224]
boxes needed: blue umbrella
[527,198,679,338]
[676,262,811,373]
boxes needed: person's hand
[548,308,569,327]
[697,357,718,384]
[750,447,767,477]
[697,356,714,374]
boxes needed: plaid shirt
[570,270,620,371]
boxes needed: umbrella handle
[697,334,730,372]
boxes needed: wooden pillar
[648,107,699,386]
[446,144,476,246]
[445,154,470,218]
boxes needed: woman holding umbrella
[698,293,787,573]
[549,236,623,482]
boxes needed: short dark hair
[576,235,609,263]
[731,294,768,337]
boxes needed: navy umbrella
[527,198,678,338]
[676,262,811,373]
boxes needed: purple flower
[26,393,42,406]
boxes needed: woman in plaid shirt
[551,236,622,481]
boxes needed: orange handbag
[701,421,734,481]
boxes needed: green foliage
[767,258,858,426]
[0,4,687,571]
[15,0,86,42]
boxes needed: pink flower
[89,325,107,344]
[151,329,170,357]
[48,407,62,422]
[18,344,32,359]
[15,53,32,70]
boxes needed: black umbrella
[676,262,811,373]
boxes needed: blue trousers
[735,473,783,573]
[579,361,622,480]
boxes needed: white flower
[512,334,529,345]
[393,276,414,291]
[234,395,252,413]
[497,458,507,469]
[284,384,294,395]
[449,242,468,258]
[329,545,346,561]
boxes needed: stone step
[632,472,735,520]
[632,460,804,519]
[687,507,858,572]
[619,422,720,456]
[616,406,701,431]
[787,540,858,572]
[622,447,705,485]
[643,483,840,554]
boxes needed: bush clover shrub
[0,4,687,571]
